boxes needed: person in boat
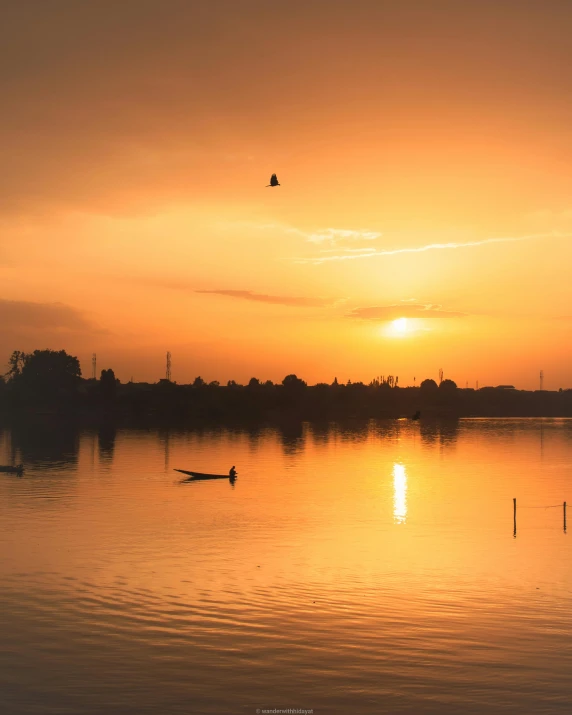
[229,466,237,478]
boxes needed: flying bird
[267,173,280,187]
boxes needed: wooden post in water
[564,501,567,534]
[513,498,517,537]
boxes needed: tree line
[1,349,571,421]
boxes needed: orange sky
[1,0,571,388]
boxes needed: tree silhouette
[282,374,307,389]
[15,349,81,403]
[100,368,118,401]
[439,378,457,392]
[7,350,25,380]
[420,378,438,392]
[2,348,570,420]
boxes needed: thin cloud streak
[254,223,382,244]
[306,228,381,244]
[318,247,376,254]
[133,278,338,308]
[196,289,333,308]
[349,304,467,321]
[296,232,572,264]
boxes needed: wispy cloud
[196,289,333,308]
[0,298,103,333]
[253,223,382,245]
[349,304,466,321]
[317,247,377,254]
[305,228,381,244]
[134,277,337,308]
[296,232,571,264]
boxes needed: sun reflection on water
[393,463,407,524]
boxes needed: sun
[391,317,408,335]
[381,316,418,339]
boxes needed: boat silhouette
[175,469,237,482]
[0,464,24,475]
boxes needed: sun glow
[393,463,408,525]
[383,317,409,338]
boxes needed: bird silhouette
[267,173,280,187]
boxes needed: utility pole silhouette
[166,352,172,382]
[438,368,444,385]
[92,353,97,379]
[540,370,544,391]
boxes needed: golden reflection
[393,463,407,524]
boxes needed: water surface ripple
[1,419,572,713]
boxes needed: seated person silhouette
[229,466,237,478]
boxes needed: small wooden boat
[0,464,24,474]
[174,469,236,481]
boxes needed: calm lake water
[1,418,572,714]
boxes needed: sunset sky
[1,0,571,388]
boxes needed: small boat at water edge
[174,469,236,481]
[0,464,24,474]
